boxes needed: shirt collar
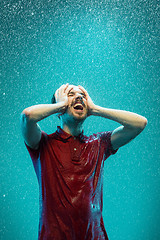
[55,126,85,142]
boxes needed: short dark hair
[51,93,56,104]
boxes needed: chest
[43,138,102,175]
[40,137,105,196]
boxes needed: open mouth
[73,104,84,111]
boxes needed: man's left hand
[78,85,96,116]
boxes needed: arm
[20,102,66,149]
[20,84,73,149]
[78,85,147,150]
[91,107,147,150]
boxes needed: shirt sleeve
[100,131,118,160]
[24,131,46,162]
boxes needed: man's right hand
[55,83,73,111]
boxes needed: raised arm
[78,85,147,150]
[91,107,147,150]
[20,84,73,149]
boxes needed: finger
[58,84,68,96]
[66,85,73,95]
[57,84,65,95]
[55,84,66,100]
[64,83,69,92]
[78,85,88,97]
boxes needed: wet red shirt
[25,126,118,240]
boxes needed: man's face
[65,85,88,121]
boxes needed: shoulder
[87,131,112,142]
[42,131,59,142]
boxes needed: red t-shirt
[25,126,118,240]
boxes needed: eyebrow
[68,90,85,95]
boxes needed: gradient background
[0,0,159,239]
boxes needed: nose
[75,93,82,99]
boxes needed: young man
[21,83,147,240]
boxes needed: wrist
[56,101,68,113]
[90,104,100,116]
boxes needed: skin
[55,84,90,136]
[21,83,147,150]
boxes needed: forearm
[92,105,147,129]
[22,102,66,123]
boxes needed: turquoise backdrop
[1,0,159,239]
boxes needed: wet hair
[51,92,56,104]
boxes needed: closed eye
[68,91,86,98]
[68,92,74,96]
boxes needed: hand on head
[55,83,73,105]
[55,83,95,117]
[78,85,95,116]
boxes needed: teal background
[0,0,159,239]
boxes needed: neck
[61,121,83,136]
